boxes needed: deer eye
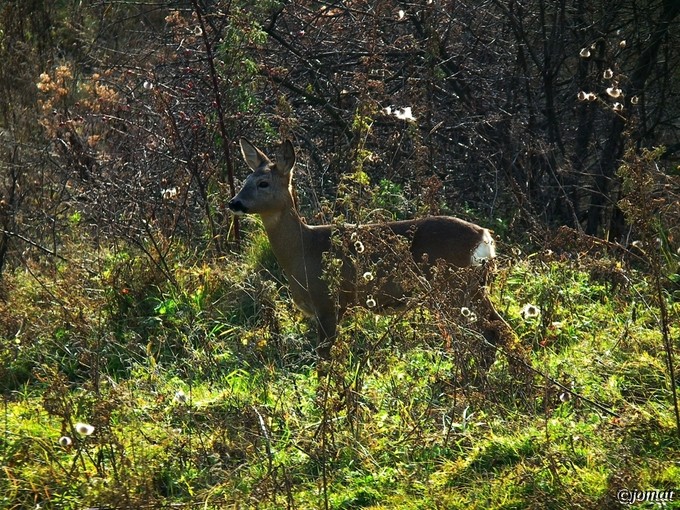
[258,181,269,189]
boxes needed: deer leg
[314,303,347,360]
[315,312,337,360]
[481,293,516,342]
[466,264,515,369]
[314,311,338,383]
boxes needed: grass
[1,229,679,509]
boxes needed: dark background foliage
[0,0,678,276]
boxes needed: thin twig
[191,0,240,247]
[653,261,680,438]
[483,334,620,418]
[1,229,67,261]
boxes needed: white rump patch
[471,229,496,266]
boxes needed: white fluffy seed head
[75,422,95,436]
[520,303,541,319]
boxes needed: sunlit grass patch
[1,234,679,509]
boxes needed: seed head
[366,295,377,308]
[75,422,95,436]
[606,87,622,99]
[394,107,415,121]
[520,303,541,320]
[161,187,178,200]
[58,436,72,447]
[578,92,597,102]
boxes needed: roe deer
[228,138,509,360]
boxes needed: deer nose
[228,198,248,214]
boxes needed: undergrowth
[1,221,678,509]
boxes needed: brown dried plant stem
[652,256,680,439]
[191,0,240,247]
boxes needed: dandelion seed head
[366,295,377,308]
[75,422,95,436]
[559,392,571,402]
[386,105,416,122]
[612,102,623,112]
[606,87,622,99]
[579,48,591,58]
[394,106,416,121]
[162,187,178,200]
[603,68,613,80]
[362,271,374,282]
[520,303,541,320]
[630,96,639,105]
[354,240,365,253]
[58,436,72,447]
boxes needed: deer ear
[276,140,296,175]
[240,138,271,171]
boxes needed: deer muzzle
[228,198,248,215]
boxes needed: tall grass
[1,186,679,509]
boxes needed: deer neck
[259,205,309,277]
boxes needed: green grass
[1,232,679,509]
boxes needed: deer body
[229,139,503,359]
